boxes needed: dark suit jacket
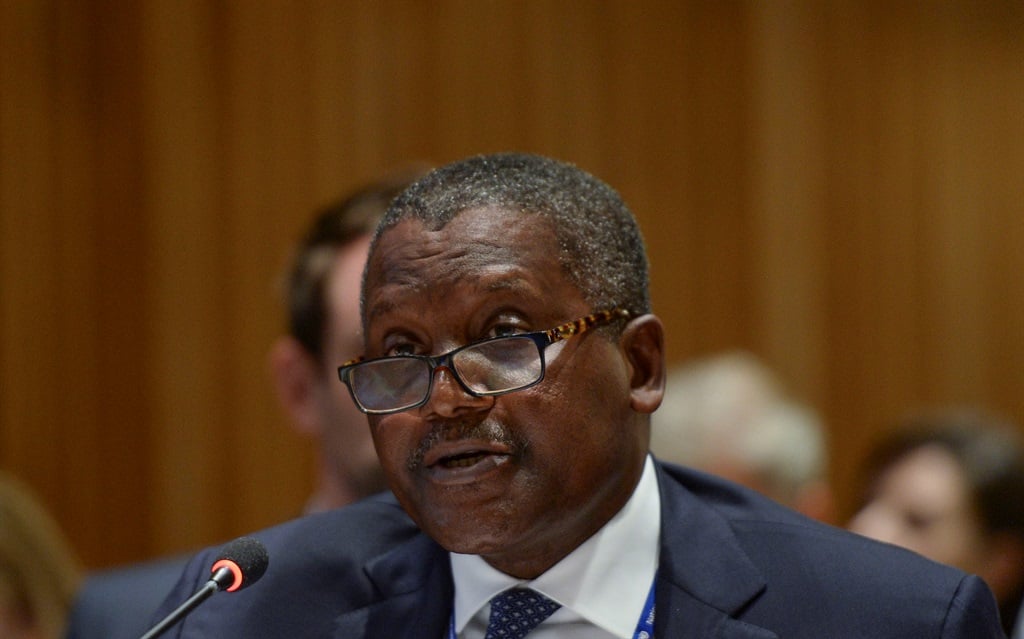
[153,461,1003,638]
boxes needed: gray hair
[650,351,827,505]
[368,153,650,316]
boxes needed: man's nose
[421,365,493,418]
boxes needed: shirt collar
[450,455,661,637]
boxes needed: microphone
[139,536,269,639]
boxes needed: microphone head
[210,536,269,592]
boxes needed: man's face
[361,207,648,578]
[317,236,387,498]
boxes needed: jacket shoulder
[654,460,1003,637]
[155,493,439,638]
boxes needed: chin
[414,508,521,556]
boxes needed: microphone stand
[139,576,220,639]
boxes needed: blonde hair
[0,472,81,639]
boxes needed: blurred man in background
[650,351,833,522]
[64,166,427,639]
[267,167,429,513]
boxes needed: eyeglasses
[337,308,633,415]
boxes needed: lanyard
[448,578,657,639]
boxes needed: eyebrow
[364,297,397,322]
[483,277,535,294]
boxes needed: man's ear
[621,314,665,414]
[268,336,323,436]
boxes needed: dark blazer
[152,461,1003,638]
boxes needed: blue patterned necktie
[483,588,562,639]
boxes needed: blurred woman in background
[0,472,81,639]
[849,408,1024,636]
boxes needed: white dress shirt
[448,455,661,639]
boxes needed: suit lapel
[331,532,453,639]
[653,463,778,639]
[653,579,778,639]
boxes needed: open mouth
[422,442,513,484]
[438,451,492,468]
[434,448,509,469]
[419,435,515,484]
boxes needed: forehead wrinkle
[373,240,532,288]
[363,212,563,323]
[484,277,533,295]
[364,266,542,328]
[362,237,442,322]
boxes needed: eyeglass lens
[349,335,544,412]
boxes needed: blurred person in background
[849,408,1024,637]
[268,165,430,512]
[0,471,82,639]
[64,166,428,639]
[650,351,833,522]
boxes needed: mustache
[407,419,524,470]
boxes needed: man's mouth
[438,450,492,468]
[423,439,512,467]
[421,440,513,483]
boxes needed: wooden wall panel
[1,0,1021,568]
[810,2,1024,509]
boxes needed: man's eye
[385,342,419,357]
[488,323,527,339]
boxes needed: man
[64,168,424,639]
[651,351,833,522]
[155,153,1001,637]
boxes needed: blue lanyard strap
[448,578,657,639]
[633,579,656,638]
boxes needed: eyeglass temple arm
[545,308,633,343]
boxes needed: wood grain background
[2,0,1022,569]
